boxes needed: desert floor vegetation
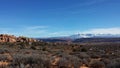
[0,42,119,68]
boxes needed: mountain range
[38,34,120,42]
[69,34,120,39]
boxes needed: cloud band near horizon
[0,26,120,38]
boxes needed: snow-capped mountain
[69,34,120,39]
[38,34,120,42]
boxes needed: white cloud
[48,31,80,37]
[25,26,48,30]
[48,27,120,37]
[18,26,48,37]
[48,32,69,37]
[0,26,48,37]
[0,27,120,37]
[82,28,120,34]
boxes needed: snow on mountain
[69,34,120,39]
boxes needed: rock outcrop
[0,34,37,43]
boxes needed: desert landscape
[0,0,120,68]
[0,34,119,68]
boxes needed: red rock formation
[0,34,16,42]
[0,34,37,43]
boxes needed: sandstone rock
[0,34,37,43]
[0,34,16,42]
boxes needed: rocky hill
[0,34,37,43]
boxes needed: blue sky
[0,0,120,37]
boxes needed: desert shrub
[81,48,87,52]
[107,62,120,68]
[100,58,111,65]
[50,54,82,68]
[0,55,7,61]
[10,54,50,68]
[89,60,105,68]
[0,49,9,54]
[78,52,90,59]
[107,58,120,68]
[90,54,101,59]
[72,48,77,52]
[30,46,36,50]
[42,47,47,51]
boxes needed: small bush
[30,46,36,50]
[81,48,87,52]
[89,60,105,68]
